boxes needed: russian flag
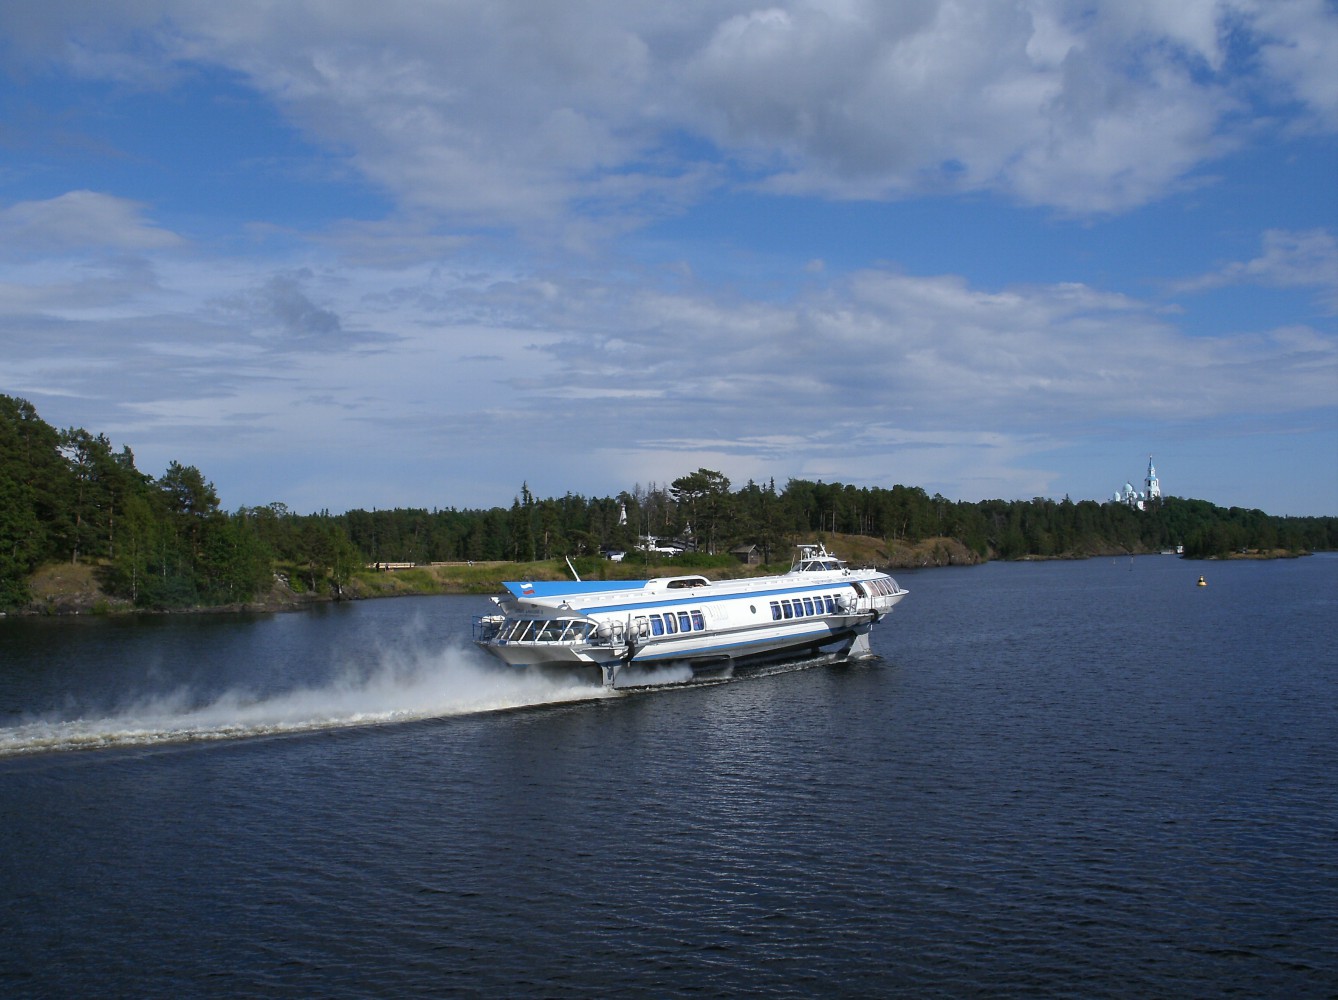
[521,582,535,595]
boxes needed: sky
[1,1,1335,517]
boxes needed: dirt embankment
[22,563,129,615]
[871,536,984,569]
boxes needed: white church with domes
[1114,456,1162,510]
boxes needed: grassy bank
[344,534,983,600]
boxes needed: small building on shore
[730,544,761,566]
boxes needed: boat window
[509,620,534,642]
[770,602,781,621]
[560,621,590,642]
[803,597,815,615]
[649,615,664,636]
[664,613,678,634]
[824,595,836,614]
[677,612,692,632]
[691,610,705,631]
[782,600,793,619]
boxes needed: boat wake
[0,644,611,758]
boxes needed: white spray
[0,641,610,757]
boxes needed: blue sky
[1,1,1335,516]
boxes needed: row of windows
[502,609,711,644]
[644,610,707,636]
[770,594,839,621]
[499,619,594,643]
[863,576,900,597]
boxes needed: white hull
[473,545,907,687]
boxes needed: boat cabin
[791,544,847,574]
[645,575,711,592]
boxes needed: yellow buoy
[1196,576,1207,587]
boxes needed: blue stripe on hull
[588,583,858,616]
[630,624,852,662]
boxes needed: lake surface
[2,555,1335,997]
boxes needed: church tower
[1145,456,1161,503]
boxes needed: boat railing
[473,616,596,645]
[472,614,505,643]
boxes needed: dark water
[2,555,1335,997]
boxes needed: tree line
[3,395,1335,610]
[332,476,1337,565]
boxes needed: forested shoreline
[4,395,1335,612]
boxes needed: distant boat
[472,543,908,688]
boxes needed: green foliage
[198,516,274,603]
[0,396,64,594]
[0,471,39,606]
[662,551,737,570]
[567,556,606,580]
[671,468,733,554]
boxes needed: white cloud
[2,1,1333,223]
[1249,0,1338,130]
[1170,228,1338,310]
[0,191,183,258]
